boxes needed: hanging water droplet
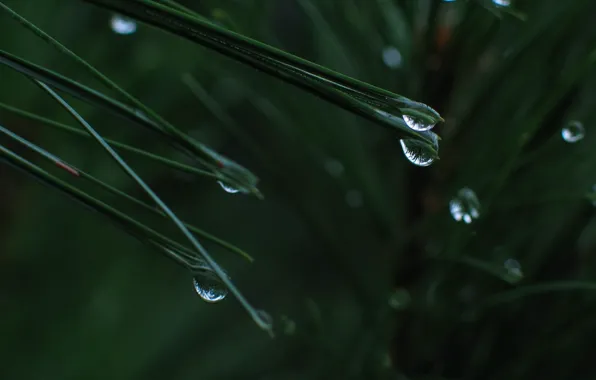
[492,0,511,6]
[324,159,345,177]
[561,121,585,143]
[449,187,481,224]
[110,14,137,35]
[254,309,274,335]
[218,180,240,194]
[192,273,228,303]
[503,258,523,283]
[388,288,411,310]
[400,132,439,167]
[200,144,259,195]
[402,115,436,132]
[382,46,402,69]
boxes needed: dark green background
[1,0,596,379]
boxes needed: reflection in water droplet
[400,132,439,167]
[402,115,436,132]
[218,180,240,194]
[503,258,523,283]
[388,288,411,310]
[449,187,481,224]
[492,0,511,6]
[192,273,228,303]
[345,189,363,208]
[324,159,345,177]
[561,121,585,143]
[110,14,137,35]
[382,46,402,69]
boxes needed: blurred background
[2,0,596,379]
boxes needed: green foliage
[1,0,596,379]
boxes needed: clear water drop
[218,180,240,194]
[503,258,523,283]
[388,288,411,310]
[400,132,439,167]
[192,273,228,303]
[492,0,511,6]
[110,14,137,35]
[382,46,402,69]
[402,115,436,132]
[561,121,585,143]
[449,187,481,223]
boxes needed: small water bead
[218,180,241,194]
[449,187,481,224]
[561,121,585,143]
[402,115,436,132]
[492,0,511,6]
[503,258,523,283]
[382,46,402,69]
[400,132,439,167]
[110,14,137,35]
[192,273,228,303]
[254,309,274,336]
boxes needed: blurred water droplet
[492,0,511,6]
[449,187,481,224]
[561,121,585,143]
[503,258,523,283]
[218,180,240,194]
[281,315,296,335]
[388,288,411,310]
[382,46,402,69]
[192,273,228,303]
[402,115,436,132]
[345,189,363,208]
[400,132,439,167]
[254,309,274,334]
[110,14,137,35]
[590,184,596,206]
[324,159,345,177]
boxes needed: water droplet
[561,121,585,143]
[345,189,363,208]
[281,315,296,335]
[388,288,411,310]
[324,159,344,177]
[200,144,259,195]
[382,46,402,69]
[218,180,240,193]
[254,309,274,333]
[503,258,523,283]
[192,273,228,303]
[449,187,481,223]
[402,115,436,132]
[110,14,137,35]
[400,132,439,167]
[492,0,511,6]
